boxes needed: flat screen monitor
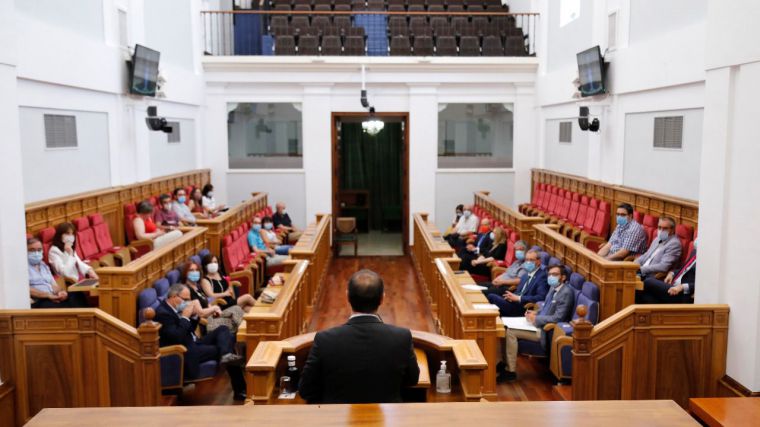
[577,46,606,97]
[129,44,160,97]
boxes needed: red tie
[675,254,696,282]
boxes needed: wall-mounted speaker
[578,106,589,131]
[588,118,600,132]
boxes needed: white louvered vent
[167,121,181,143]
[653,116,684,149]
[44,114,78,149]
[608,12,617,50]
[559,121,572,143]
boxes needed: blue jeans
[275,245,292,255]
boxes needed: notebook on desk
[68,278,99,291]
[501,316,539,333]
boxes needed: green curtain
[340,122,402,231]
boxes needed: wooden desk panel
[195,192,268,258]
[473,191,544,246]
[689,397,760,427]
[27,400,699,426]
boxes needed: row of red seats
[632,211,695,266]
[519,183,610,251]
[221,205,279,294]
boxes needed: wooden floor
[177,255,561,405]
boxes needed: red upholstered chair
[72,217,109,267]
[558,193,580,235]
[675,224,694,265]
[642,214,660,245]
[222,238,255,295]
[39,227,56,263]
[571,198,598,241]
[580,201,610,251]
[89,213,136,266]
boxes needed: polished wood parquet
[177,255,561,405]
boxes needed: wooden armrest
[159,345,187,356]
[129,239,154,252]
[230,280,242,288]
[64,277,77,286]
[580,233,606,250]
[523,302,537,311]
[412,348,431,388]
[542,323,556,332]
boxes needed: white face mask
[281,209,287,215]
[207,262,219,274]
[207,191,213,198]
[63,235,75,245]
[463,210,472,218]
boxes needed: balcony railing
[201,9,538,57]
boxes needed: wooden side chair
[335,217,358,256]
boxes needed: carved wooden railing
[0,309,161,426]
[474,191,544,246]
[246,330,487,404]
[96,227,208,326]
[25,169,210,246]
[529,169,699,232]
[431,258,503,400]
[288,213,332,309]
[196,192,269,258]
[237,260,310,362]
[572,304,729,408]
[533,223,639,320]
[411,213,456,312]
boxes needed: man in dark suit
[638,245,697,304]
[487,249,549,317]
[299,269,419,404]
[154,283,246,400]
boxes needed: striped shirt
[608,220,648,255]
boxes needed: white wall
[227,171,307,227]
[623,108,703,200]
[434,171,515,232]
[149,117,197,177]
[544,117,589,176]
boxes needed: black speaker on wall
[578,106,589,131]
[588,118,600,132]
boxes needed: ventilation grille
[44,114,78,149]
[653,116,683,149]
[167,121,181,143]
[559,121,572,143]
[608,12,617,49]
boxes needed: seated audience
[634,217,681,278]
[200,254,256,313]
[153,194,180,228]
[273,202,301,243]
[597,203,648,261]
[458,218,491,263]
[261,216,293,255]
[28,237,86,308]
[48,222,98,282]
[172,187,197,226]
[486,249,548,317]
[155,283,246,400]
[499,264,575,382]
[133,201,183,249]
[481,240,529,295]
[462,226,507,278]
[445,204,479,248]
[201,184,226,215]
[299,270,419,403]
[638,240,697,304]
[444,204,465,235]
[182,261,245,333]
[189,188,210,218]
[247,216,289,266]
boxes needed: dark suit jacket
[155,300,205,378]
[515,267,549,305]
[673,249,697,294]
[299,315,419,404]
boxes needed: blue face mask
[176,300,188,313]
[657,230,669,241]
[28,251,43,265]
[616,215,628,226]
[547,275,560,287]
[178,196,186,204]
[253,224,262,231]
[523,261,536,273]
[515,250,525,261]
[188,271,201,283]
[264,223,273,230]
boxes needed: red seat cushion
[74,216,103,261]
[39,227,56,262]
[675,224,694,265]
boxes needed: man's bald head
[347,269,384,313]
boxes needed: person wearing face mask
[481,240,530,295]
[486,249,548,317]
[273,202,301,243]
[597,203,648,261]
[638,238,697,304]
[200,254,256,313]
[27,237,87,308]
[499,264,575,382]
[48,222,98,283]
[154,283,246,401]
[247,217,289,267]
[260,216,293,255]
[171,187,197,226]
[446,204,480,248]
[463,226,507,277]
[153,194,180,229]
[444,204,465,237]
[133,201,183,249]
[189,188,210,218]
[201,184,227,215]
[633,217,681,278]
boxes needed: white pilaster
[302,85,333,220]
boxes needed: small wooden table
[689,397,760,426]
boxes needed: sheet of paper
[462,284,488,291]
[501,316,539,333]
[472,303,499,310]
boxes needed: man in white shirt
[446,205,479,248]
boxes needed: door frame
[331,112,410,254]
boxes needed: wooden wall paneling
[0,383,15,427]
[473,191,544,246]
[288,214,332,309]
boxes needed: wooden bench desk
[689,397,760,426]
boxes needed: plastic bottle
[286,355,299,393]
[436,360,451,393]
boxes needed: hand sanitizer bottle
[436,360,451,393]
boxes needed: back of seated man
[486,249,548,317]
[171,187,196,226]
[481,240,529,295]
[638,240,697,304]
[299,269,419,404]
[155,283,246,400]
[499,264,575,382]
[634,217,681,278]
[597,203,648,261]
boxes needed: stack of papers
[501,316,539,332]
[472,303,500,311]
[461,284,488,291]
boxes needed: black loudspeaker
[578,106,589,131]
[588,118,600,132]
